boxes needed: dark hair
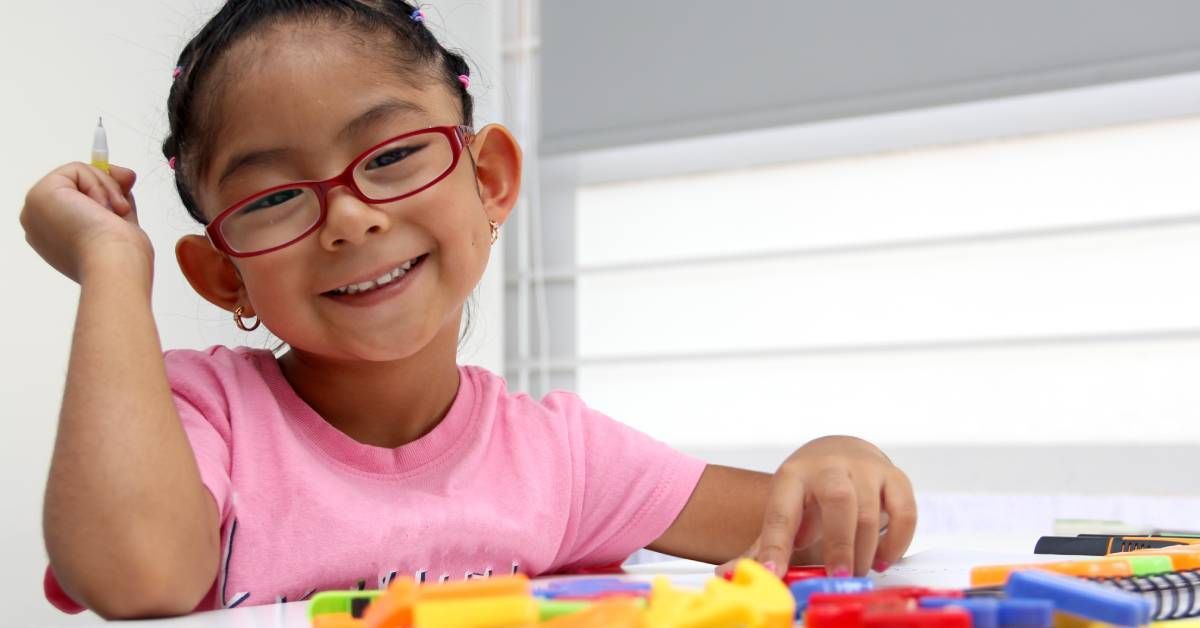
[163,0,474,224]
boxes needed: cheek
[236,259,304,309]
[423,186,492,266]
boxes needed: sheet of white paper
[869,548,1075,589]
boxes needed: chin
[342,334,432,363]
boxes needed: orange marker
[362,578,417,628]
[416,574,531,602]
[359,574,533,628]
[540,598,644,627]
[312,613,363,628]
[970,560,1133,587]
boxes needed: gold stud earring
[234,305,261,332]
[489,220,500,245]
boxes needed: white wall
[0,3,503,625]
[529,72,1200,542]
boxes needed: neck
[276,314,464,449]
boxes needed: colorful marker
[971,559,1133,587]
[1111,546,1200,570]
[1004,569,1151,626]
[91,117,109,173]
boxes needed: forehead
[200,24,456,174]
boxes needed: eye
[241,188,303,213]
[366,143,426,170]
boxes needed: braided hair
[163,0,474,224]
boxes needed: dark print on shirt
[219,518,522,608]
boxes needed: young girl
[20,0,916,619]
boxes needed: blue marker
[1005,570,1151,626]
[532,577,650,600]
[920,597,999,628]
[996,599,1053,628]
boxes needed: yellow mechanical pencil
[91,116,109,173]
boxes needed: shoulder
[164,345,272,379]
[163,345,276,406]
[460,365,632,446]
[461,364,593,424]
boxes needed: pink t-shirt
[45,345,706,613]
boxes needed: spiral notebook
[1094,569,1200,621]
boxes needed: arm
[646,465,774,564]
[25,164,220,618]
[648,436,917,578]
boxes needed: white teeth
[331,257,421,296]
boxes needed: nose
[318,186,391,251]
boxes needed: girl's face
[181,26,519,362]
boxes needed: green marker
[308,590,382,618]
[1125,555,1174,576]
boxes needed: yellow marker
[411,594,537,627]
[91,117,109,173]
[1052,611,1111,627]
[311,613,362,628]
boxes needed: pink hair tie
[458,74,470,90]
[168,156,177,170]
[172,66,183,79]
[410,8,425,22]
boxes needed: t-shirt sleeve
[547,392,707,571]
[164,349,235,523]
[42,349,234,614]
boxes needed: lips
[323,254,428,296]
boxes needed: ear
[469,124,522,226]
[176,235,249,314]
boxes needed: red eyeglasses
[206,124,474,257]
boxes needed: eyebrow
[215,97,429,185]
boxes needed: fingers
[122,192,139,225]
[752,467,806,577]
[108,164,137,193]
[93,165,135,217]
[852,479,882,577]
[813,468,856,577]
[873,468,917,572]
[69,163,133,216]
[110,166,139,221]
[66,165,105,208]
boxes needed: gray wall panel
[542,1,1200,152]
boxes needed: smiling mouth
[324,254,428,296]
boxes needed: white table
[52,535,1049,627]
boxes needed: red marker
[785,566,829,584]
[722,565,826,583]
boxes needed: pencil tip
[98,116,104,127]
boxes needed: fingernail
[762,560,778,576]
[830,566,851,578]
[873,560,890,573]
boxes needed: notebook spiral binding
[1094,569,1200,621]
